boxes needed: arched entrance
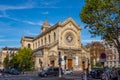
[82,61,85,70]
[48,50,57,67]
[50,60,55,67]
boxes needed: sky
[0,0,101,49]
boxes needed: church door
[50,60,55,67]
[67,59,73,70]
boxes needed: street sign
[100,53,106,59]
[100,53,106,67]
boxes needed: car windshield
[44,67,50,72]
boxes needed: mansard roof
[2,47,19,50]
[24,36,34,39]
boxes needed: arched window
[45,37,46,44]
[38,40,40,47]
[54,32,56,41]
[41,39,43,45]
[33,43,34,49]
[49,35,50,43]
[28,44,31,48]
[36,42,37,48]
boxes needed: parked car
[90,69,103,79]
[0,72,3,78]
[4,68,11,73]
[10,68,20,75]
[63,69,73,75]
[118,69,120,75]
[38,67,63,77]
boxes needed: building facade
[0,47,19,69]
[103,42,119,68]
[21,17,90,71]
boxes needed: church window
[28,44,31,48]
[49,35,50,43]
[33,43,34,49]
[41,39,43,45]
[38,40,40,47]
[36,42,37,48]
[45,37,46,44]
[54,32,56,41]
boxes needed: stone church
[21,17,90,71]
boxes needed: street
[0,71,102,80]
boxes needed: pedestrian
[82,69,87,80]
[101,67,109,80]
[111,67,118,80]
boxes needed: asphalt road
[0,72,104,80]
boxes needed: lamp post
[39,59,43,71]
[58,51,61,78]
[87,58,90,77]
[100,53,106,68]
[64,56,67,71]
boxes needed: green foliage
[3,54,9,68]
[95,62,102,68]
[80,0,120,61]
[9,48,34,71]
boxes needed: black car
[118,69,120,75]
[10,69,20,75]
[38,67,63,77]
[90,69,103,79]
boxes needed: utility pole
[64,56,67,71]
[39,59,43,71]
[58,51,61,78]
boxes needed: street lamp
[87,58,90,77]
[39,59,43,71]
[58,51,61,78]
[64,56,67,71]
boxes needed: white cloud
[24,30,38,36]
[23,20,43,26]
[0,5,33,11]
[82,39,103,43]
[0,0,35,11]
[0,0,61,12]
[0,12,43,26]
[39,0,60,8]
[41,11,49,14]
[0,39,19,42]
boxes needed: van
[38,67,63,77]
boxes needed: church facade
[21,17,90,71]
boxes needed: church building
[21,17,90,71]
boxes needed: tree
[80,0,120,62]
[3,54,10,68]
[9,48,34,71]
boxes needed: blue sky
[0,0,101,49]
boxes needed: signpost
[58,51,61,78]
[100,53,106,68]
[64,56,67,71]
[39,59,43,71]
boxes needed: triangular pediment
[61,17,81,30]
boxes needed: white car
[63,69,73,75]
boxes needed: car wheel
[44,74,47,77]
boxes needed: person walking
[101,67,109,80]
[111,67,118,80]
[82,69,87,80]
